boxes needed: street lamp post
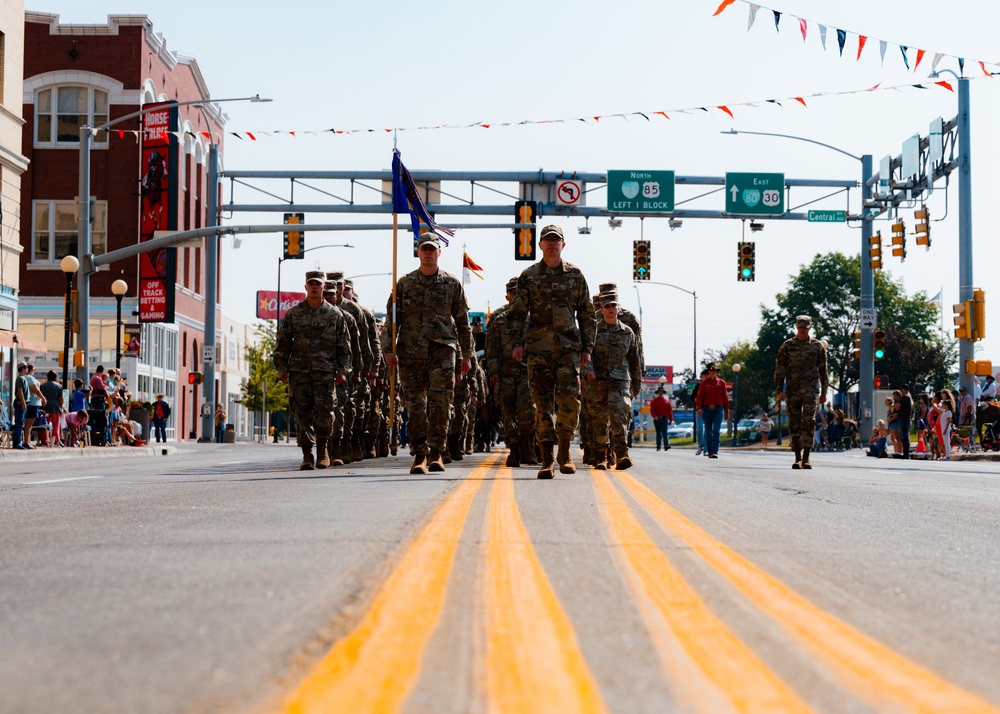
[111,279,128,371]
[731,363,741,446]
[75,95,269,384]
[60,255,80,391]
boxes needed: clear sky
[30,1,1000,382]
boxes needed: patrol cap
[305,270,326,284]
[327,271,345,283]
[505,277,518,293]
[795,315,813,328]
[323,280,337,293]
[599,282,618,293]
[539,225,564,241]
[601,295,620,307]
[417,232,441,248]
[343,278,355,289]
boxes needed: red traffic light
[188,372,202,385]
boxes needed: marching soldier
[273,270,351,470]
[323,278,360,466]
[383,233,474,474]
[344,279,383,459]
[774,315,829,470]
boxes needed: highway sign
[607,170,675,213]
[807,210,846,223]
[861,307,877,330]
[725,172,784,215]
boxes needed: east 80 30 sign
[725,172,785,215]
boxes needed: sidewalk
[0,443,176,463]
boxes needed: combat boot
[410,453,428,475]
[537,442,555,479]
[520,434,538,465]
[365,433,377,459]
[329,437,344,467]
[315,438,331,469]
[614,447,633,470]
[594,448,609,470]
[583,446,592,466]
[427,448,446,472]
[339,437,353,464]
[505,443,521,467]
[557,437,576,474]
[448,433,464,462]
[801,448,812,469]
[351,434,365,463]
[792,448,802,469]
[299,446,315,471]
[465,435,474,454]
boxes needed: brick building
[18,12,230,441]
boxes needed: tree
[705,340,772,420]
[878,325,954,394]
[241,323,287,413]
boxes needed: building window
[31,200,106,265]
[35,86,109,146]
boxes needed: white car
[667,421,694,439]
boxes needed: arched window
[35,86,109,146]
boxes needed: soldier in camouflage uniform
[273,270,351,470]
[774,314,829,470]
[322,279,358,466]
[584,293,642,470]
[343,279,381,461]
[327,272,371,463]
[486,278,536,467]
[448,357,472,462]
[598,282,644,376]
[383,233,474,474]
[507,224,597,478]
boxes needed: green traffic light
[741,268,752,278]
[874,348,885,359]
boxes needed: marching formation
[272,225,649,477]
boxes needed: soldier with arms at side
[774,314,829,470]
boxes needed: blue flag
[391,149,453,246]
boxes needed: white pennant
[879,40,888,65]
[818,24,827,50]
[931,53,944,71]
[748,4,759,30]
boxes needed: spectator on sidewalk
[39,370,64,447]
[11,362,28,450]
[65,409,89,447]
[152,394,171,443]
[758,412,774,448]
[214,403,227,444]
[649,386,673,451]
[89,365,108,409]
[23,364,47,448]
[71,380,87,412]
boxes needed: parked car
[736,418,761,443]
[668,421,694,439]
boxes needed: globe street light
[111,279,128,371]
[731,363,742,446]
[60,255,80,391]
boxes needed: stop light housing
[973,288,986,341]
[874,374,889,389]
[737,242,755,282]
[188,371,203,385]
[283,213,304,259]
[954,300,973,339]
[513,200,537,261]
[873,329,886,360]
[869,231,883,269]
[633,240,651,281]
[914,206,930,247]
[852,331,861,360]
[891,220,906,260]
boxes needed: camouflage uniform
[355,295,383,457]
[773,316,829,467]
[584,313,642,464]
[382,266,473,458]
[273,281,351,468]
[486,302,536,465]
[323,280,358,464]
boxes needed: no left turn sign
[556,179,583,207]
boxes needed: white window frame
[34,85,109,148]
[30,199,107,266]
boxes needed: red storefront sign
[256,291,306,320]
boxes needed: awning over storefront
[0,330,50,354]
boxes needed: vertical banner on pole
[138,102,178,323]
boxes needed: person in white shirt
[981,375,997,402]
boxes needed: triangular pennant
[981,61,992,76]
[747,4,759,30]
[857,36,867,61]
[958,58,965,74]
[794,97,807,107]
[712,0,736,16]
[246,132,257,141]
[879,40,888,65]
[866,82,881,92]
[935,81,954,92]
[818,24,827,50]
[914,49,926,71]
[773,10,781,31]
[799,18,807,42]
[900,45,910,70]
[837,29,847,56]
[718,105,734,119]
[931,53,944,71]
[117,129,125,139]
[653,111,670,120]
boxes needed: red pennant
[799,18,807,42]
[718,105,734,119]
[201,131,211,140]
[594,116,601,122]
[246,132,257,141]
[117,129,125,139]
[712,0,736,16]
[914,49,926,71]
[462,252,484,272]
[857,36,867,60]
[866,82,881,92]
[654,111,670,120]
[935,81,954,92]
[480,124,490,129]
[981,61,992,76]
[794,97,807,107]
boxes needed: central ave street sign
[807,210,846,223]
[725,172,785,215]
[607,170,675,213]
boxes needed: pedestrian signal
[737,242,755,281]
[873,329,886,360]
[188,371,203,385]
[891,220,906,260]
[869,231,882,270]
[973,288,986,341]
[852,331,861,360]
[914,207,930,247]
[953,300,973,340]
[874,374,889,389]
[283,213,304,259]
[513,200,537,261]
[633,240,651,281]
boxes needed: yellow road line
[282,454,500,714]
[613,470,1000,714]
[592,470,814,714]
[485,466,607,714]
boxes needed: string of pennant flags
[712,0,1000,76]
[95,73,989,145]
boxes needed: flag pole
[389,136,399,449]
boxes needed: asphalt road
[1,443,998,714]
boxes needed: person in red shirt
[649,386,674,451]
[695,363,730,458]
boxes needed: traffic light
[188,372,203,385]
[973,288,986,341]
[513,200,537,261]
[953,300,973,339]
[874,374,889,389]
[869,231,883,269]
[633,239,651,281]
[873,329,886,360]
[890,220,906,260]
[852,331,861,360]
[914,206,930,247]
[737,242,755,282]
[283,213,304,259]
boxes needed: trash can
[130,409,150,441]
[224,423,236,444]
[88,409,107,446]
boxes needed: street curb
[0,445,176,463]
